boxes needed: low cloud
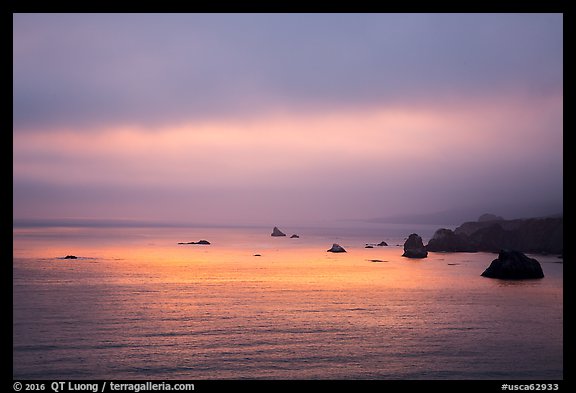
[13,13,562,130]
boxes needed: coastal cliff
[426,216,562,254]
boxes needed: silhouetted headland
[426,228,477,252]
[478,213,504,222]
[426,214,562,254]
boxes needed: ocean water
[12,224,563,380]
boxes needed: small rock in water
[64,255,78,259]
[178,240,211,245]
[365,245,374,248]
[271,227,287,237]
[254,254,262,257]
[377,241,388,246]
[290,234,300,238]
[327,243,346,253]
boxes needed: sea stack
[402,233,428,258]
[481,250,544,279]
[271,227,287,237]
[327,243,346,253]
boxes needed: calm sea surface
[13,224,563,379]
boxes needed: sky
[13,13,563,226]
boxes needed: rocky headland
[426,215,562,255]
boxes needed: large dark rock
[481,250,544,279]
[402,233,428,258]
[327,243,346,253]
[271,227,286,237]
[426,228,476,252]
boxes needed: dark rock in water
[271,226,286,237]
[178,240,211,245]
[254,254,262,257]
[365,245,374,248]
[366,241,388,247]
[290,234,300,238]
[402,233,428,258]
[478,213,504,222]
[426,228,476,252]
[327,243,346,253]
[64,255,78,259]
[481,250,544,279]
[402,249,428,258]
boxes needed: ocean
[12,224,563,380]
